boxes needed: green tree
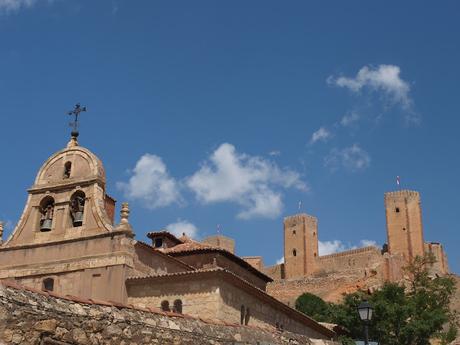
[295,254,458,345]
[295,292,331,322]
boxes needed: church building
[0,129,336,341]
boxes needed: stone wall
[316,246,383,275]
[0,281,341,345]
[126,270,335,339]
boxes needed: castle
[0,130,338,342]
[240,191,450,305]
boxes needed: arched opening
[240,305,245,325]
[292,249,297,257]
[39,197,55,232]
[244,307,250,325]
[63,161,72,179]
[161,300,170,312]
[173,299,183,314]
[42,278,54,291]
[70,191,86,227]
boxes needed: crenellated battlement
[384,190,420,201]
[318,245,380,260]
[284,213,317,227]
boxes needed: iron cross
[67,103,87,133]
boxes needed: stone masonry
[0,281,339,345]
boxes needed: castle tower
[284,214,318,279]
[384,190,425,262]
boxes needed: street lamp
[357,300,373,345]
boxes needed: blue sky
[1,1,459,273]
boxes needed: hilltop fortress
[240,190,450,304]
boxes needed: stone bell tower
[4,131,116,246]
[0,108,135,303]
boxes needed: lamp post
[357,300,373,345]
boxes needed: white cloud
[328,64,412,109]
[360,239,377,247]
[318,240,347,255]
[340,112,360,127]
[269,150,281,157]
[309,127,332,145]
[324,144,370,172]
[318,239,379,256]
[0,0,35,11]
[117,154,181,209]
[276,256,284,265]
[187,143,307,219]
[166,219,198,239]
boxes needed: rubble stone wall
[0,281,341,345]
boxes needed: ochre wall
[130,243,192,277]
[284,214,318,279]
[127,274,330,340]
[316,246,382,275]
[127,276,221,319]
[385,190,425,261]
[170,252,268,290]
[0,232,134,303]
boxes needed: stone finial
[67,132,79,148]
[117,202,134,236]
[120,202,130,224]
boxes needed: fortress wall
[317,246,383,274]
[262,263,285,280]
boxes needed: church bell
[40,219,52,231]
[73,211,83,227]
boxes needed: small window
[43,278,54,291]
[314,252,317,257]
[173,299,183,314]
[161,300,170,312]
[244,307,250,325]
[63,161,72,179]
[240,305,245,325]
[313,232,316,236]
[292,230,296,235]
[154,238,163,248]
[293,249,297,257]
[395,207,400,213]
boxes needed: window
[161,300,170,312]
[244,307,250,325]
[292,230,296,235]
[39,197,55,232]
[154,238,163,248]
[63,162,72,179]
[70,191,86,227]
[292,249,297,257]
[240,305,245,325]
[173,299,182,314]
[314,252,317,257]
[395,207,400,213]
[43,278,54,291]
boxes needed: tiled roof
[134,241,196,271]
[126,267,335,338]
[146,230,184,245]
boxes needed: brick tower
[384,190,425,262]
[284,214,318,279]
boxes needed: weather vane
[67,103,87,136]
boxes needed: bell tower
[384,190,425,262]
[4,109,117,247]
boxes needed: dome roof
[34,138,105,187]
